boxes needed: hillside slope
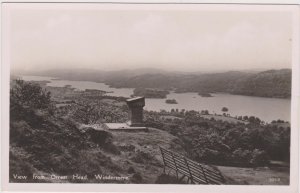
[10,104,186,183]
[107,69,291,98]
[230,69,291,98]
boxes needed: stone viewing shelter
[126,97,145,127]
[103,96,148,131]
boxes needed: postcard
[1,2,299,193]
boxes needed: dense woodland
[9,80,290,182]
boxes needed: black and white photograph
[1,2,299,191]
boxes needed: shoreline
[15,75,291,123]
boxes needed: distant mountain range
[15,68,291,98]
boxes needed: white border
[1,2,299,193]
[0,0,299,4]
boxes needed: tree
[248,116,261,124]
[243,115,249,121]
[180,109,186,115]
[248,116,256,123]
[10,79,51,110]
[221,107,229,112]
[250,149,269,166]
[201,110,209,115]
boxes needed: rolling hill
[15,68,291,98]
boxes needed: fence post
[199,164,209,184]
[171,152,179,179]
[159,147,224,185]
[184,157,194,184]
[159,146,166,174]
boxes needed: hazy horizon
[12,66,292,76]
[7,4,293,72]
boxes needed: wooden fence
[159,147,225,184]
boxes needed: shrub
[131,150,154,164]
[222,107,229,112]
[232,148,252,163]
[250,149,269,166]
[84,129,120,154]
[10,79,51,110]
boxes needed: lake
[21,75,291,123]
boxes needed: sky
[7,4,293,72]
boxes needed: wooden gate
[159,147,225,184]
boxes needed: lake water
[21,75,291,123]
